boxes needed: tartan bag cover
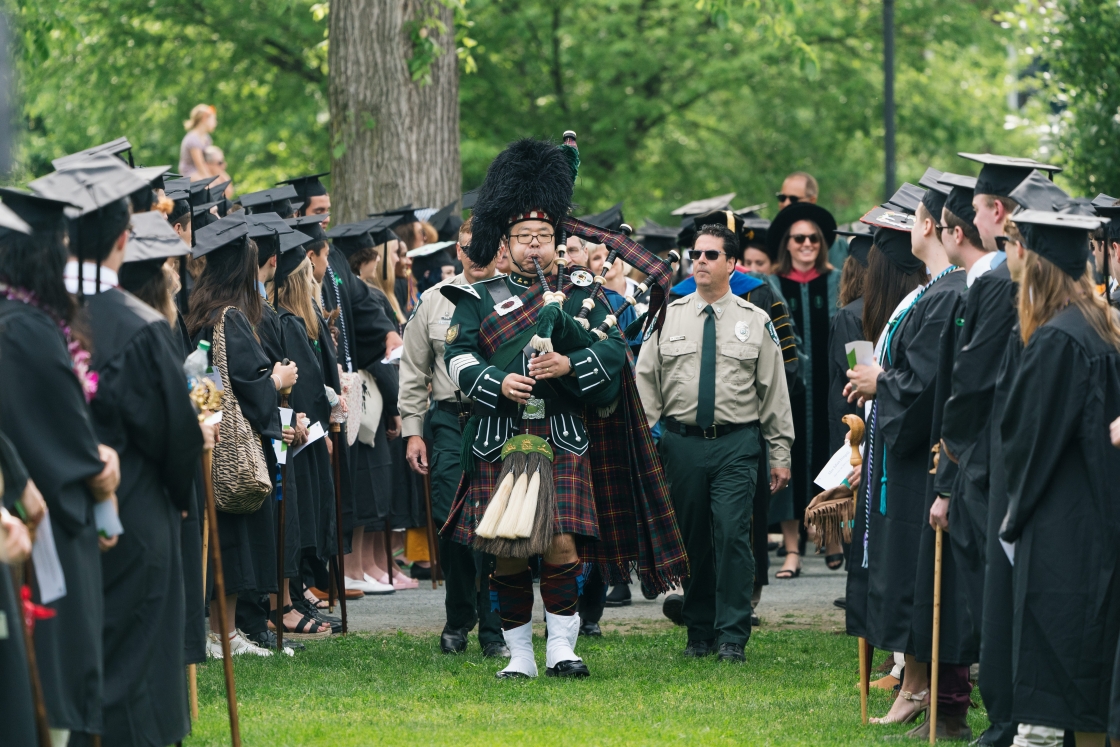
[469,264,689,594]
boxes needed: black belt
[662,417,755,440]
[437,400,470,416]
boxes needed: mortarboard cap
[239,185,299,216]
[285,214,328,244]
[370,204,422,225]
[192,214,251,258]
[28,155,150,216]
[461,189,479,211]
[958,152,1061,199]
[577,202,625,232]
[274,227,316,289]
[132,165,173,192]
[0,188,65,234]
[124,210,189,264]
[671,193,735,217]
[189,176,219,207]
[277,172,329,201]
[860,206,924,273]
[326,220,378,257]
[633,219,680,255]
[407,240,457,259]
[52,137,134,170]
[734,203,768,218]
[835,224,873,268]
[1011,208,1107,280]
[938,172,978,224]
[883,183,927,216]
[208,180,230,201]
[428,199,464,242]
[1008,170,1072,213]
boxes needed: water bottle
[183,339,211,386]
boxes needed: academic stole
[862,265,957,568]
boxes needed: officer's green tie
[696,304,716,430]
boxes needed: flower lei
[0,282,98,402]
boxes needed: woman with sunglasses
[765,202,838,578]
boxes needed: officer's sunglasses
[688,249,727,261]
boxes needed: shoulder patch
[765,320,780,347]
[445,324,460,343]
[440,283,480,305]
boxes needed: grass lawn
[186,626,988,746]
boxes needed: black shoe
[545,659,590,678]
[662,593,684,626]
[481,641,511,658]
[751,613,761,627]
[411,564,432,580]
[833,597,847,609]
[247,629,305,652]
[639,581,658,600]
[767,539,780,552]
[294,598,342,634]
[604,585,632,607]
[440,626,469,654]
[683,638,715,657]
[717,643,745,662]
[579,621,602,637]
[776,544,787,557]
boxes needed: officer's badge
[445,324,460,343]
[570,269,593,287]
[765,320,780,346]
[734,320,750,342]
[494,296,524,316]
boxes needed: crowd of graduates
[0,123,1119,747]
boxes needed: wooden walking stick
[422,468,440,590]
[276,373,292,654]
[12,562,51,747]
[929,524,944,744]
[330,423,347,634]
[202,445,241,747]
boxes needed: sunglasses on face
[789,234,820,245]
[688,249,727,261]
[776,193,802,203]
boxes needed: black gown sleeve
[91,322,205,511]
[279,313,332,425]
[220,309,281,440]
[0,310,103,531]
[999,327,1086,542]
[877,288,959,457]
[333,249,396,369]
[827,300,865,453]
[0,430,29,510]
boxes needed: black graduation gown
[827,297,865,454]
[911,293,978,665]
[277,311,337,564]
[779,271,834,519]
[999,305,1120,732]
[193,309,281,595]
[978,326,1023,734]
[0,432,36,747]
[861,269,965,654]
[321,250,393,540]
[0,299,105,734]
[87,288,203,747]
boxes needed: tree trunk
[329,0,460,224]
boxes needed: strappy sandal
[304,589,330,610]
[825,553,844,570]
[272,604,331,640]
[869,688,929,724]
[775,551,801,579]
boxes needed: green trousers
[660,424,761,646]
[429,406,503,644]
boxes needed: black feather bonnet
[466,138,576,267]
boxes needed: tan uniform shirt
[399,274,471,439]
[636,288,795,468]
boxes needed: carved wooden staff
[276,364,292,653]
[12,561,50,747]
[202,443,241,746]
[929,524,944,744]
[329,423,347,633]
[422,468,440,590]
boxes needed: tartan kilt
[445,417,598,547]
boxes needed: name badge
[494,296,523,316]
[669,335,686,342]
[735,321,750,342]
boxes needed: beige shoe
[870,689,929,724]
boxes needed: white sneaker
[360,574,396,595]
[496,621,538,679]
[205,632,224,660]
[231,630,273,657]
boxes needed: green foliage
[459,0,1038,223]
[1000,1,1120,195]
[10,0,329,188]
[186,628,991,746]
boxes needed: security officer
[636,223,794,662]
[400,218,509,658]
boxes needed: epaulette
[732,295,768,316]
[668,295,691,307]
[439,274,506,306]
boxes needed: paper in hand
[274,407,294,465]
[845,341,875,369]
[814,441,862,492]
[1000,538,1016,566]
[94,498,124,538]
[290,421,327,458]
[32,511,67,604]
[382,346,403,365]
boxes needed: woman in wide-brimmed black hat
[766,201,838,579]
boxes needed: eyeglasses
[688,249,727,261]
[512,231,554,244]
[789,234,820,245]
[776,193,802,204]
[994,235,1010,252]
[934,224,949,232]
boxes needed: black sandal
[273,604,331,640]
[825,553,844,570]
[775,551,801,579]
